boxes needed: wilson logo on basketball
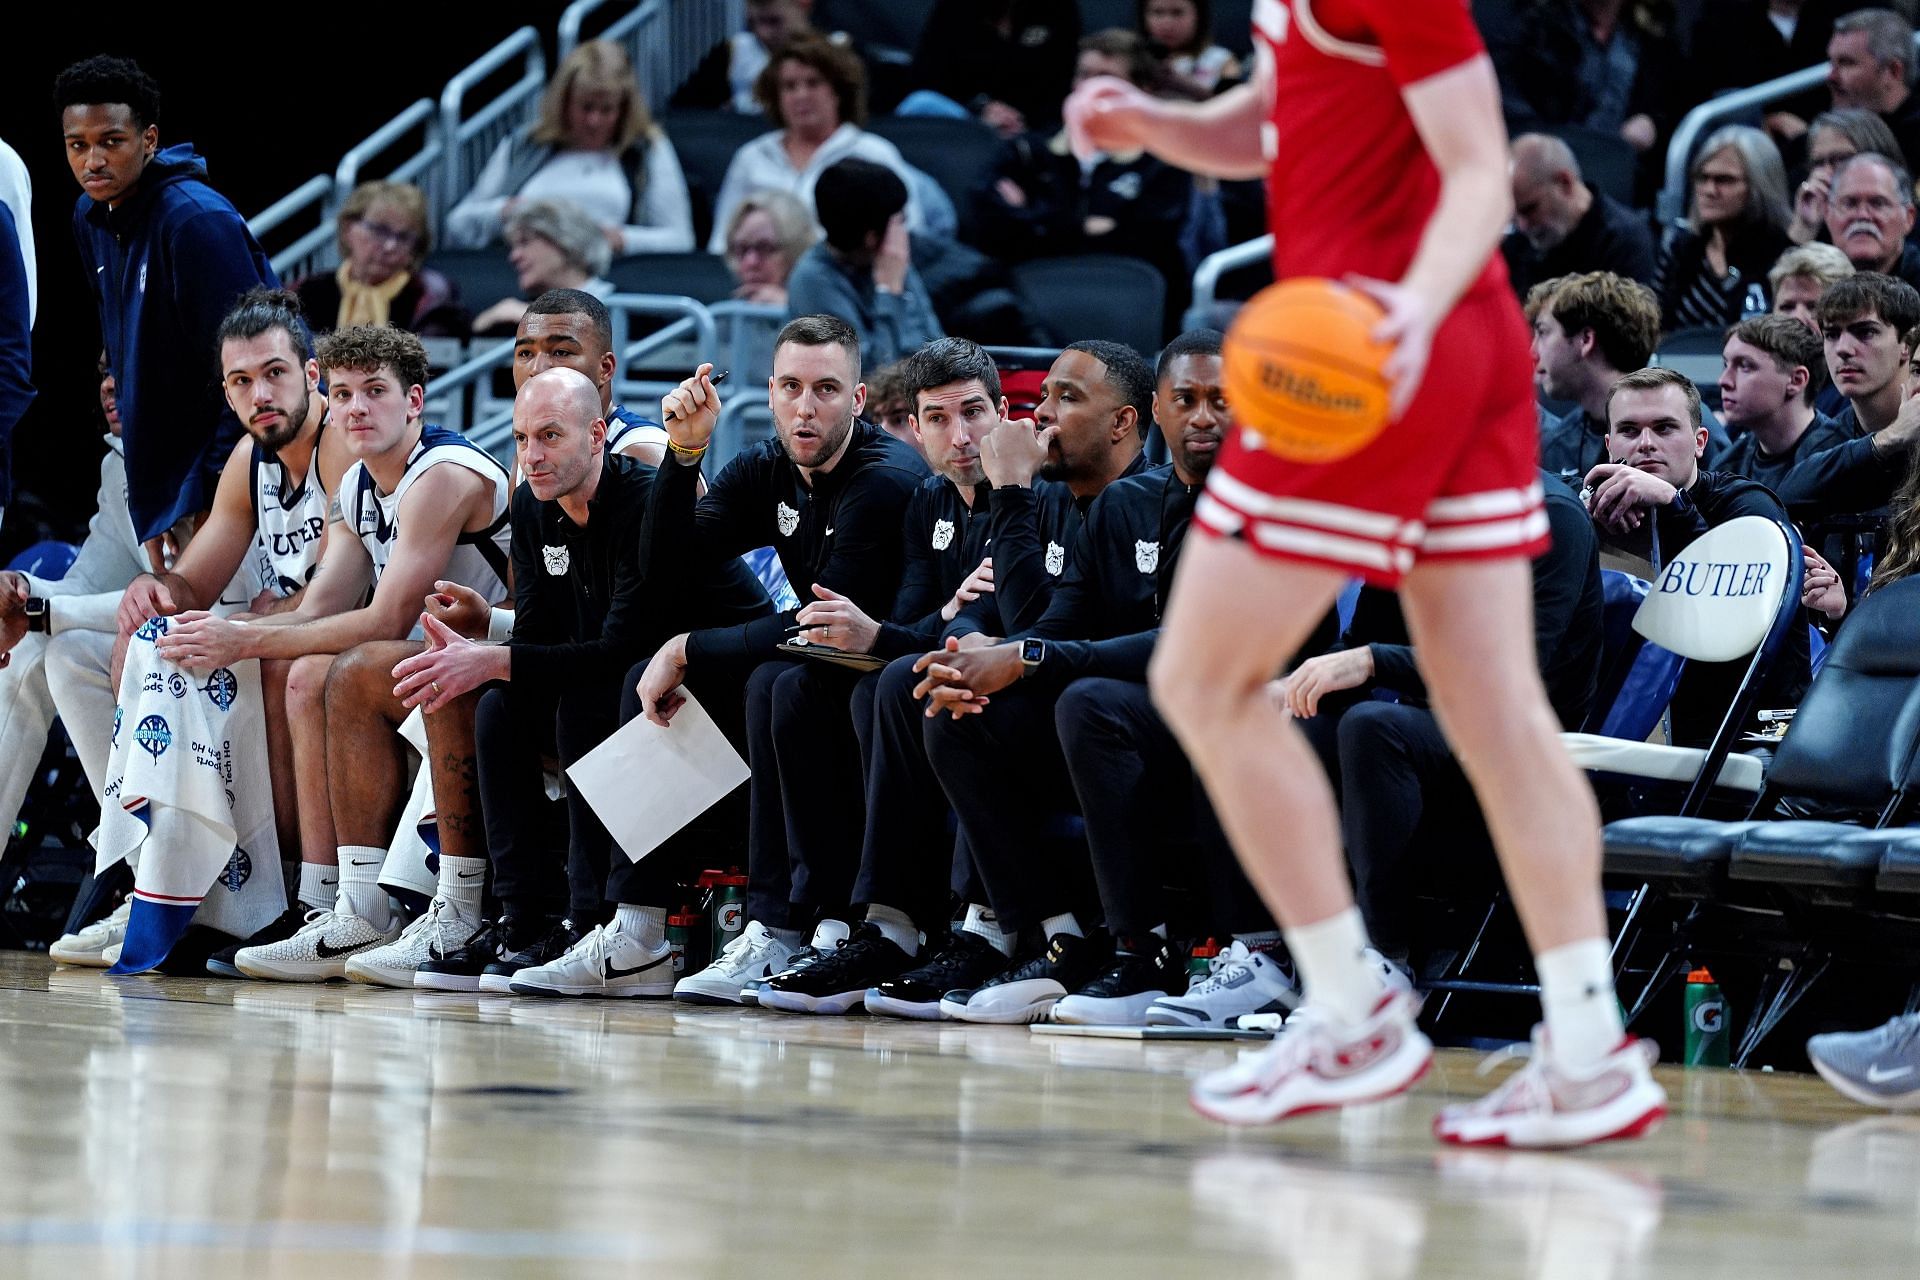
[1256,361,1368,416]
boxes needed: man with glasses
[1825,152,1920,291]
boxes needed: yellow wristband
[667,439,707,458]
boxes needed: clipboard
[776,638,890,672]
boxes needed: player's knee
[284,653,333,715]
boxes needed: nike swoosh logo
[1867,1063,1915,1084]
[314,937,363,959]
[604,953,670,980]
[456,871,483,879]
[349,860,380,868]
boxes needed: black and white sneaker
[415,916,520,992]
[745,918,849,1005]
[479,919,584,994]
[206,907,309,979]
[866,929,1008,1020]
[944,931,1114,1024]
[1053,939,1184,1025]
[759,923,914,1014]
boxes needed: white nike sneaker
[1432,1028,1666,1149]
[508,924,676,998]
[1190,989,1433,1126]
[233,909,402,983]
[1147,941,1300,1028]
[49,900,132,967]
[673,920,802,1006]
[344,899,480,989]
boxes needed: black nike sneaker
[1051,938,1184,1026]
[942,930,1115,1024]
[758,923,914,1015]
[416,916,520,992]
[865,928,1008,1020]
[206,907,309,978]
[479,918,584,994]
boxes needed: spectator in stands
[472,200,613,336]
[1772,10,1920,168]
[1503,133,1658,297]
[786,160,941,367]
[58,55,277,554]
[294,181,467,339]
[1138,0,1241,98]
[907,0,1081,138]
[1583,366,1810,744]
[1695,0,1841,105]
[1718,313,1851,491]
[863,359,916,450]
[721,190,815,307]
[1823,153,1920,291]
[446,41,694,257]
[1526,271,1665,483]
[1771,241,1857,334]
[975,32,1194,290]
[1490,0,1677,156]
[1654,125,1794,331]
[1785,109,1904,245]
[1777,272,1920,518]
[705,35,927,254]
[729,0,817,114]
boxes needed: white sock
[960,903,1015,956]
[1040,912,1083,940]
[612,903,667,948]
[767,925,808,948]
[335,847,392,928]
[436,855,487,920]
[1285,906,1383,1026]
[297,862,338,913]
[1536,937,1626,1071]
[865,903,919,957]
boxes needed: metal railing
[560,0,743,113]
[439,26,547,234]
[251,175,336,284]
[1183,234,1272,332]
[337,99,446,232]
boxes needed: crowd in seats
[294,181,467,340]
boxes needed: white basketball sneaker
[508,923,676,998]
[1147,941,1301,1028]
[1432,1027,1666,1149]
[344,899,479,989]
[233,908,402,983]
[1190,989,1433,1125]
[673,920,803,1006]
[49,900,132,967]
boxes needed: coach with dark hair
[57,55,277,552]
[785,158,943,368]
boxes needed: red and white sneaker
[1433,1028,1667,1149]
[1189,989,1433,1126]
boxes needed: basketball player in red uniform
[1068,0,1666,1147]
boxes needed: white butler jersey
[248,425,330,599]
[339,424,512,605]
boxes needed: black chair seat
[1870,829,1920,894]
[1602,817,1757,882]
[1729,821,1884,889]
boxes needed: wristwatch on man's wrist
[23,597,48,634]
[1019,638,1046,676]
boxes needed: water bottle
[1684,966,1731,1067]
[667,905,707,977]
[1187,937,1219,989]
[1741,281,1768,320]
[708,868,748,960]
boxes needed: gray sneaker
[1809,1014,1920,1108]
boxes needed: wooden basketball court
[1,951,1910,1277]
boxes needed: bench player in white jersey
[152,325,511,979]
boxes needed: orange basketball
[1223,278,1395,464]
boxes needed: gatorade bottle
[710,869,748,960]
[1684,967,1731,1067]
[1188,937,1219,989]
[667,907,706,977]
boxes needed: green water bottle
[1188,937,1220,988]
[667,906,707,977]
[1684,967,1730,1067]
[709,869,748,960]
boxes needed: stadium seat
[662,109,776,247]
[607,252,738,303]
[1010,254,1169,354]
[1650,326,1728,394]
[1546,124,1640,205]
[1873,828,1920,894]
[867,115,1003,239]
[425,250,523,318]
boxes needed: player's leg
[257,658,299,864]
[1399,558,1665,1147]
[283,652,338,888]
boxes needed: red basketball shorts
[1195,285,1548,587]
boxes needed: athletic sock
[335,847,393,929]
[436,855,487,921]
[1285,906,1383,1026]
[959,903,1015,956]
[611,903,667,948]
[297,862,338,913]
[865,903,920,956]
[1536,937,1626,1071]
[1040,912,1084,940]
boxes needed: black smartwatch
[23,597,48,634]
[1019,638,1046,675]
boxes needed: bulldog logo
[1045,541,1066,575]
[776,501,800,537]
[1135,540,1160,574]
[932,519,955,550]
[542,544,571,576]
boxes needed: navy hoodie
[73,144,277,541]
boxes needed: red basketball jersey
[1255,0,1506,298]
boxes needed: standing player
[1071,1,1665,1146]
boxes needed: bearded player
[1070,1,1665,1147]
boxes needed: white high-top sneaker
[49,900,132,967]
[1147,941,1300,1028]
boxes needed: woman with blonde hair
[295,180,467,336]
[447,40,693,255]
[721,189,816,306]
[1653,124,1794,331]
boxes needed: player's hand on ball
[1346,275,1437,422]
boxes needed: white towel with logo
[95,617,286,971]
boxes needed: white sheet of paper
[565,688,750,863]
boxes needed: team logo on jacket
[932,519,955,550]
[542,544,571,576]
[134,714,172,761]
[1135,540,1160,573]
[776,501,800,537]
[202,668,238,712]
[1046,541,1065,575]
